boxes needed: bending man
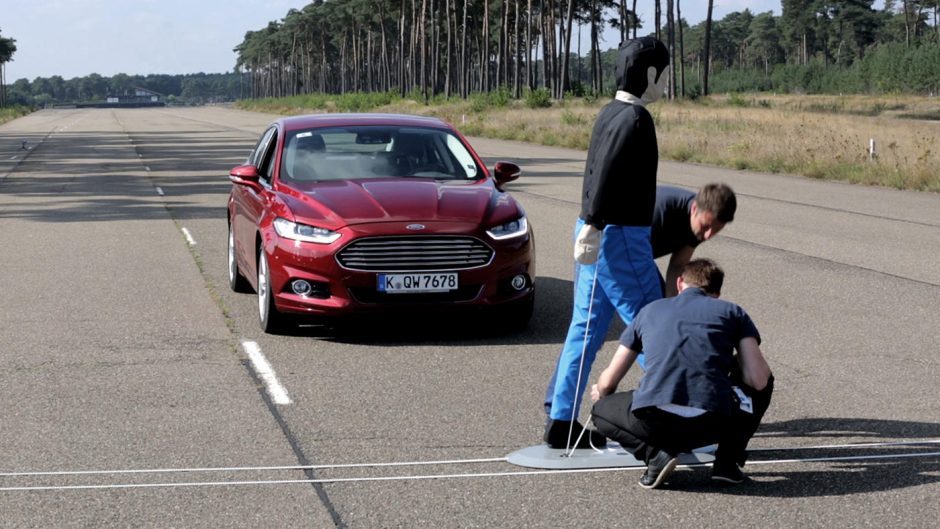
[590,259,774,489]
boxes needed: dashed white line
[144,166,151,172]
[242,340,292,405]
[180,227,196,246]
[155,186,164,196]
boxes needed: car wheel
[228,223,252,293]
[257,248,287,333]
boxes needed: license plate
[377,273,458,293]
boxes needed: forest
[1,0,939,108]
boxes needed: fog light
[510,274,527,291]
[291,279,313,296]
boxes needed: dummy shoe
[544,418,607,449]
[574,224,601,264]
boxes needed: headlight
[486,216,528,240]
[273,217,341,244]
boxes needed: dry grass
[652,100,940,191]
[263,93,940,192]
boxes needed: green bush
[0,106,32,125]
[525,87,552,108]
[489,86,512,107]
[727,93,749,107]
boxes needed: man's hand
[574,224,601,264]
[590,383,602,402]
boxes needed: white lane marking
[1,451,937,492]
[242,340,292,405]
[155,186,164,196]
[9,156,16,160]
[180,227,196,246]
[144,166,150,172]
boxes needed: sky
[0,1,883,82]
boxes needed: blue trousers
[546,219,662,421]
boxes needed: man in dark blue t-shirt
[651,183,736,296]
[590,259,774,489]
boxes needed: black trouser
[591,376,774,466]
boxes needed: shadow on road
[676,417,940,497]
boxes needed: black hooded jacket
[580,37,669,228]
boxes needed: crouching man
[590,258,774,489]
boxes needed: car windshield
[280,125,483,182]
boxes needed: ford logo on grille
[406,224,426,231]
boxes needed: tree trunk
[903,0,912,48]
[514,0,521,97]
[526,0,533,90]
[419,0,428,99]
[561,0,575,97]
[445,0,452,97]
[482,0,489,91]
[380,4,390,91]
[539,0,554,88]
[399,0,407,96]
[655,0,661,40]
[703,0,713,96]
[677,0,685,97]
[632,0,638,38]
[667,0,675,99]
[619,0,626,43]
[461,0,468,97]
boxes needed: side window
[256,129,279,184]
[250,127,276,167]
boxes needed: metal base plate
[506,442,716,469]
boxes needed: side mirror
[492,161,521,189]
[229,165,261,188]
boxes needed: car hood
[279,178,521,229]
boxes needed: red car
[227,113,535,333]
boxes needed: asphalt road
[1,107,937,528]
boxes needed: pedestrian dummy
[543,36,670,450]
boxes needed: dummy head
[615,36,670,104]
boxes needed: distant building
[104,87,164,106]
[54,86,167,109]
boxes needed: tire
[257,248,288,333]
[228,222,252,293]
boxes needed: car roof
[278,113,451,132]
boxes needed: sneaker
[711,460,745,484]
[543,419,607,449]
[638,451,678,489]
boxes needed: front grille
[336,236,493,272]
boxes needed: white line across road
[241,340,292,405]
[0,450,937,492]
[4,439,935,479]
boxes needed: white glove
[574,223,601,264]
